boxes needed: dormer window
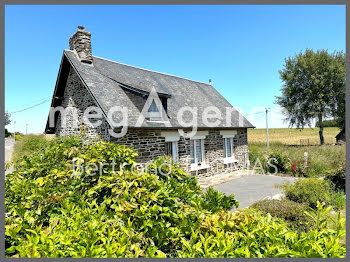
[147,100,162,120]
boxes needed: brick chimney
[69,26,93,64]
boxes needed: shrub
[14,135,22,141]
[5,137,345,258]
[250,199,313,232]
[182,207,345,258]
[265,151,289,173]
[325,166,345,192]
[290,159,312,177]
[200,187,239,213]
[280,178,335,209]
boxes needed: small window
[147,100,162,120]
[165,141,178,162]
[148,100,159,112]
[223,137,234,158]
[190,139,205,164]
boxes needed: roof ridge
[90,53,212,86]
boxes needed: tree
[276,49,345,145]
[5,112,11,126]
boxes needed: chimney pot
[69,26,93,64]
[209,79,212,85]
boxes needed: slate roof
[45,49,254,132]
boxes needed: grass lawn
[248,127,340,145]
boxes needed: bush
[250,150,289,174]
[11,135,47,163]
[200,187,239,213]
[14,135,22,141]
[5,137,345,258]
[250,199,313,232]
[289,159,312,177]
[265,151,289,173]
[280,178,337,209]
[325,166,345,192]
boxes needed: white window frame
[224,137,233,158]
[220,130,238,164]
[165,141,178,162]
[223,137,238,164]
[190,138,208,171]
[161,131,180,162]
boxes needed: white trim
[171,141,178,162]
[189,130,209,140]
[224,157,238,164]
[220,130,237,138]
[161,131,180,142]
[191,162,210,171]
[190,138,206,171]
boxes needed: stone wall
[178,129,249,178]
[54,67,249,177]
[112,128,249,178]
[55,66,111,140]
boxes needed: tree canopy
[276,49,345,145]
[5,112,11,126]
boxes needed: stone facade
[112,129,248,178]
[54,67,249,177]
[55,66,111,140]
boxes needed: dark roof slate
[48,49,254,130]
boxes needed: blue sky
[5,5,345,134]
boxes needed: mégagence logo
[47,87,287,175]
[47,87,250,139]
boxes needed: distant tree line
[315,119,339,128]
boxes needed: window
[190,139,205,164]
[223,137,234,158]
[148,100,159,113]
[147,100,162,120]
[165,141,178,162]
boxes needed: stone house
[45,26,255,177]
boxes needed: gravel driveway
[213,174,297,209]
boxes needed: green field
[248,127,340,145]
[248,127,345,177]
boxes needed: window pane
[223,138,227,158]
[172,141,178,162]
[148,100,159,112]
[226,138,232,157]
[165,142,172,156]
[196,140,202,162]
[190,140,195,163]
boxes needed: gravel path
[213,174,298,209]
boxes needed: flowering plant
[291,159,311,177]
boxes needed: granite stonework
[54,67,249,177]
[55,66,111,140]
